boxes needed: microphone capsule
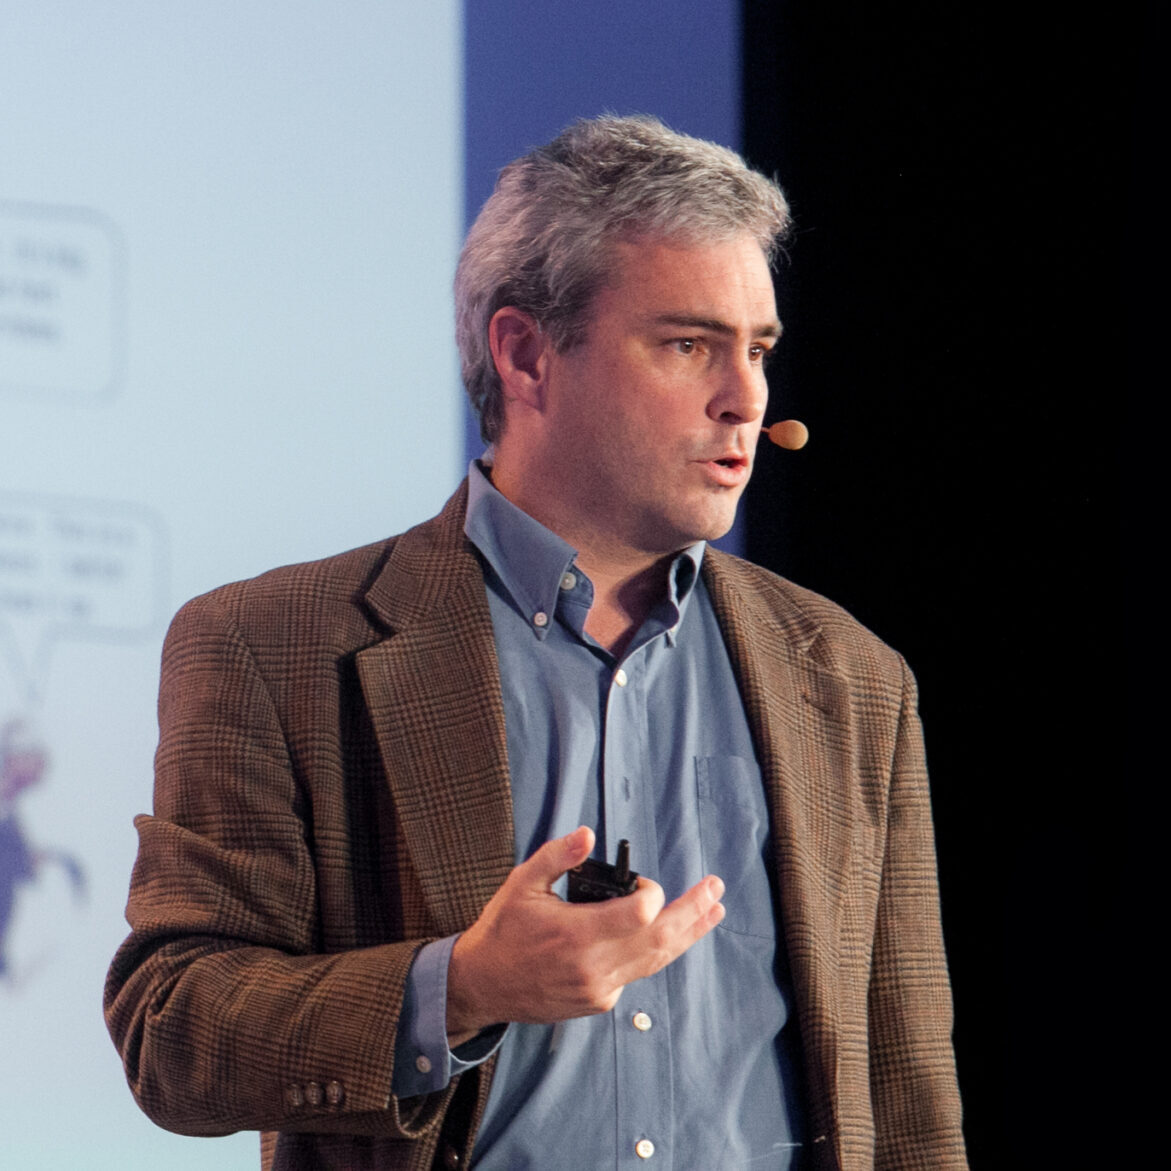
[761,420,809,450]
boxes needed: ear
[488,306,550,412]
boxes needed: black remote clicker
[567,838,639,903]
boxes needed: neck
[488,445,681,657]
[577,553,673,659]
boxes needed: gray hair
[455,115,790,443]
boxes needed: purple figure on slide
[1,718,85,982]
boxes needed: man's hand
[446,827,724,1046]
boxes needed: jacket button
[325,1080,345,1106]
[285,1085,303,1108]
[304,1081,323,1106]
[442,1143,461,1168]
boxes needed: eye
[672,338,698,355]
[751,341,780,367]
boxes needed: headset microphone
[760,420,809,450]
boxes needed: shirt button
[415,1055,433,1074]
[614,667,628,687]
[632,1011,653,1032]
[635,1138,656,1159]
[533,611,548,628]
[560,572,576,591]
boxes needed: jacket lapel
[704,552,854,1167]
[355,484,515,937]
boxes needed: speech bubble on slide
[0,203,123,400]
[0,494,167,702]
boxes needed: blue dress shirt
[395,463,806,1169]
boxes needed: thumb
[515,825,594,889]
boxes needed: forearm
[105,928,444,1137]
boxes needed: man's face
[540,232,779,559]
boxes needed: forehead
[595,233,778,326]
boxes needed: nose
[708,355,767,427]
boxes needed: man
[106,116,966,1170]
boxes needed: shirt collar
[464,459,706,643]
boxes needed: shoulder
[170,537,395,652]
[189,537,395,617]
[702,548,909,691]
[168,483,471,660]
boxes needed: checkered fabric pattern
[105,482,966,1170]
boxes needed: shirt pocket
[695,755,776,940]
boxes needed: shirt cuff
[392,935,507,1098]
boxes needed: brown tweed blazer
[105,482,966,1171]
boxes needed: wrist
[446,931,495,1046]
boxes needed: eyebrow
[650,312,783,340]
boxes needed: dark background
[742,3,1138,1163]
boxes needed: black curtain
[741,3,1138,1163]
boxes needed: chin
[661,511,738,549]
[696,501,742,540]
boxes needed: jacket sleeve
[103,591,463,1143]
[867,657,967,1169]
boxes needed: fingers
[657,874,726,949]
[610,873,722,931]
[609,875,726,984]
[512,825,595,891]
